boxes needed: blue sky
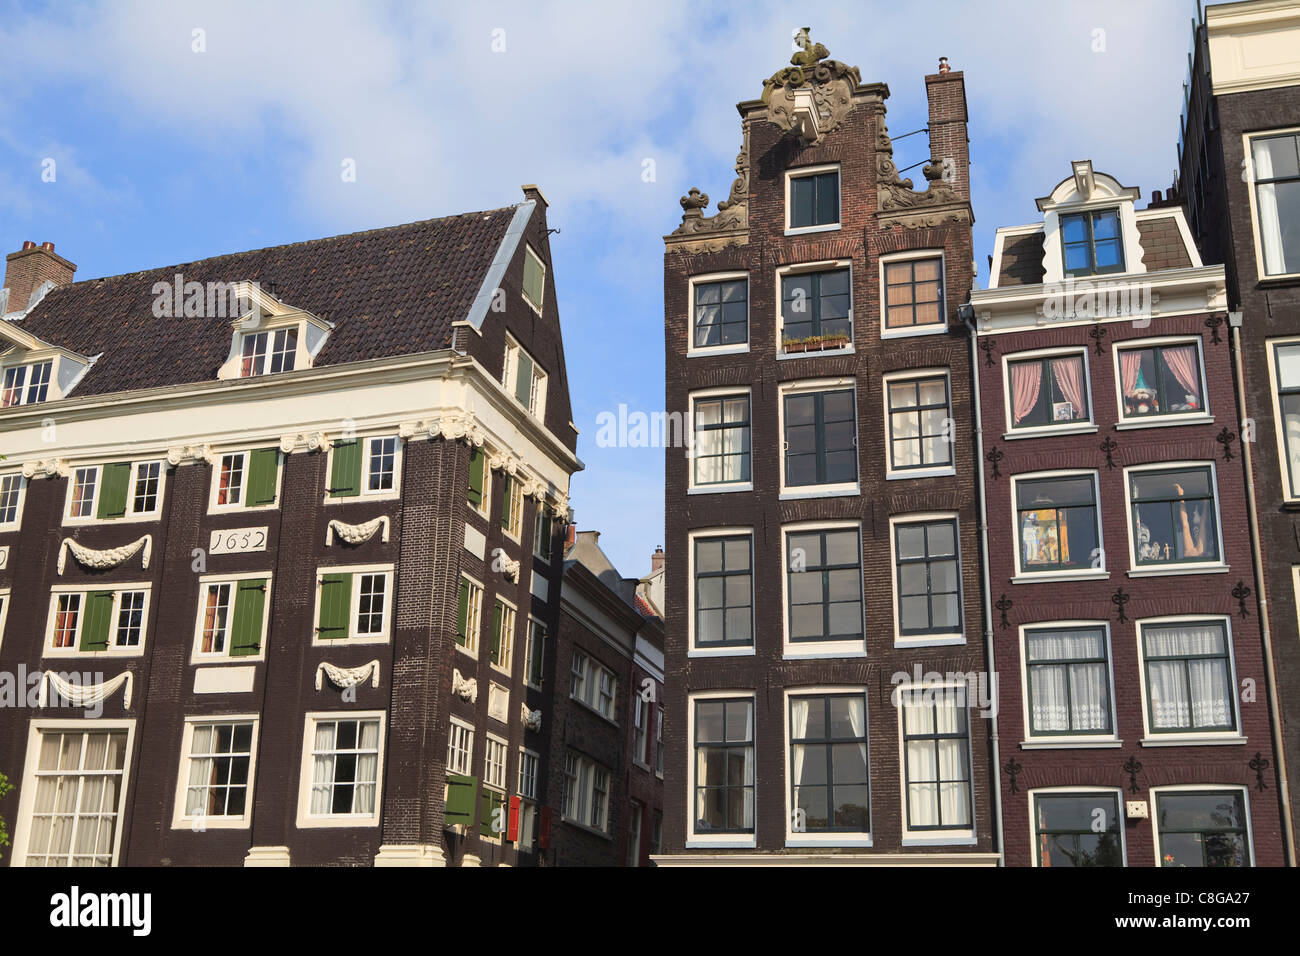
[0,0,1199,578]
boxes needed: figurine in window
[1134,517,1162,562]
[1174,484,1208,558]
[1124,367,1160,416]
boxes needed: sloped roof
[10,207,518,397]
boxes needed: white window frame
[779,520,867,660]
[1122,460,1227,577]
[171,715,261,830]
[447,716,475,776]
[685,690,756,849]
[1111,335,1213,430]
[208,448,284,513]
[1027,786,1127,867]
[517,747,540,800]
[1243,126,1300,283]
[774,259,854,358]
[687,527,755,658]
[502,333,548,420]
[64,464,101,523]
[321,433,403,505]
[561,750,612,834]
[501,471,525,542]
[62,458,170,527]
[10,718,136,867]
[1150,784,1254,868]
[1134,614,1245,746]
[888,512,965,648]
[879,249,947,339]
[783,685,872,848]
[524,614,546,689]
[1009,469,1108,583]
[44,583,153,658]
[0,471,28,531]
[295,710,386,828]
[784,162,842,236]
[894,681,976,846]
[569,648,617,722]
[1017,621,1120,748]
[686,271,750,357]
[237,326,299,378]
[777,377,860,499]
[882,368,956,480]
[190,571,273,664]
[522,243,546,315]
[468,445,493,519]
[310,562,395,646]
[484,733,509,791]
[532,504,550,561]
[633,694,650,768]
[490,594,518,677]
[0,587,10,656]
[687,386,753,494]
[1265,336,1300,502]
[458,574,484,658]
[126,459,165,518]
[0,358,55,407]
[1001,346,1097,439]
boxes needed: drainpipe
[962,304,1005,866]
[1229,311,1296,865]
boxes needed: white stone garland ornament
[520,704,542,732]
[315,660,381,691]
[38,670,133,709]
[326,516,391,546]
[452,668,478,703]
[58,535,152,574]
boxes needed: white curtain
[1146,623,1231,729]
[354,720,380,814]
[790,699,810,819]
[741,706,755,828]
[1028,630,1108,732]
[847,696,867,766]
[1254,142,1287,276]
[310,722,336,814]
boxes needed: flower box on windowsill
[781,335,850,354]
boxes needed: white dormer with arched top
[0,321,94,408]
[1036,160,1146,284]
[216,281,334,381]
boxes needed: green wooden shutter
[317,572,353,640]
[79,591,115,651]
[328,439,361,498]
[456,579,470,646]
[445,773,478,826]
[467,446,484,508]
[514,352,533,405]
[491,601,503,666]
[523,248,544,307]
[499,475,512,530]
[230,579,267,657]
[245,448,279,506]
[96,462,132,519]
[479,788,504,837]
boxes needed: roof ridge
[65,204,522,288]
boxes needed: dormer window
[1060,209,1124,277]
[240,329,297,377]
[1,360,52,406]
[786,165,841,235]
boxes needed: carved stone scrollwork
[280,431,330,454]
[669,126,750,251]
[58,535,152,575]
[452,669,478,703]
[521,703,542,732]
[326,516,391,546]
[760,29,860,145]
[315,660,381,692]
[400,413,486,447]
[166,443,217,467]
[22,458,70,479]
[500,553,521,584]
[487,452,521,476]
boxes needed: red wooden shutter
[507,796,521,842]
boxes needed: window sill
[1126,564,1228,578]
[881,324,948,340]
[324,490,401,505]
[1140,735,1246,747]
[688,483,752,495]
[171,816,251,831]
[208,503,280,516]
[1003,424,1097,441]
[191,654,266,666]
[779,486,860,501]
[1011,570,1109,584]
[785,834,873,848]
[1114,415,1213,431]
[312,635,391,648]
[776,345,854,361]
[686,835,756,849]
[900,834,976,847]
[1255,274,1300,288]
[1019,738,1123,750]
[455,643,478,660]
[44,647,145,659]
[296,814,381,829]
[561,818,614,842]
[63,514,161,528]
[688,645,755,658]
[569,697,619,727]
[687,343,750,358]
[894,634,965,649]
[886,466,955,481]
[784,223,841,237]
[783,644,867,660]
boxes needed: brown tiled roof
[15,207,518,397]
[996,231,1045,286]
[1137,216,1194,271]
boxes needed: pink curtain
[1011,362,1043,424]
[1120,351,1142,397]
[1050,357,1086,419]
[1162,345,1202,408]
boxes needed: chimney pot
[21,240,35,251]
[4,239,76,315]
[651,546,666,574]
[40,241,54,252]
[938,57,950,74]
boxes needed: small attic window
[239,328,297,377]
[523,245,545,314]
[1061,209,1124,277]
[1,359,53,407]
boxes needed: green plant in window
[781,332,850,352]
[0,770,12,860]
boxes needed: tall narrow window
[781,269,851,350]
[693,534,753,648]
[216,453,245,506]
[69,467,99,519]
[693,698,754,834]
[789,693,869,833]
[692,394,750,486]
[1250,132,1300,276]
[114,591,146,648]
[455,576,483,653]
[23,729,129,866]
[366,437,397,493]
[447,719,474,776]
[307,717,381,817]
[1274,342,1300,497]
[1128,466,1220,567]
[491,600,516,673]
[1117,343,1205,419]
[1024,626,1112,737]
[1060,209,1124,276]
[52,594,82,649]
[1015,474,1100,574]
[900,687,972,832]
[783,388,857,488]
[525,618,546,687]
[130,461,162,515]
[522,245,546,312]
[692,277,748,349]
[1,365,25,407]
[887,375,952,472]
[183,722,255,820]
[786,528,863,643]
[1141,620,1235,734]
[199,583,233,655]
[894,518,961,638]
[1008,353,1090,428]
[883,257,944,331]
[0,473,24,526]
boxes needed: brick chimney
[4,240,76,315]
[924,62,971,202]
[650,546,665,574]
